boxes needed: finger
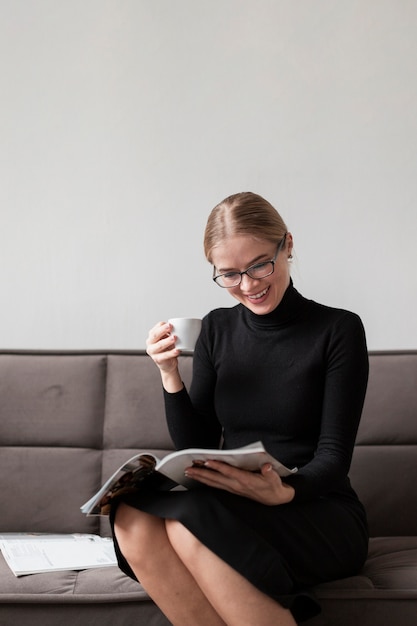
[260,463,273,476]
[146,321,171,345]
[147,334,177,355]
[185,465,233,489]
[190,473,239,493]
[188,463,260,496]
[202,460,244,477]
[202,460,263,488]
[146,324,176,355]
[201,461,277,495]
[260,463,281,483]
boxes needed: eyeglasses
[212,234,287,288]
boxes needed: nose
[239,272,259,289]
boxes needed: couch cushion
[350,445,417,536]
[0,557,140,598]
[103,355,172,450]
[357,352,417,445]
[0,447,101,534]
[0,355,106,448]
[364,536,417,588]
[314,536,417,592]
[309,536,417,625]
[103,355,193,450]
[350,352,417,537]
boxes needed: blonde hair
[204,192,288,263]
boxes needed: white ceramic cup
[168,317,202,351]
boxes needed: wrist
[161,369,184,393]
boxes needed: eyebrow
[217,252,270,273]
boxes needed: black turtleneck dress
[112,283,369,622]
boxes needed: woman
[112,192,369,625]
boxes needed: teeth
[249,287,269,300]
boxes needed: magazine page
[80,452,159,515]
[0,533,117,577]
[81,441,298,516]
[155,441,297,487]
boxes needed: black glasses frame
[212,233,287,288]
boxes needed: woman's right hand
[146,322,184,392]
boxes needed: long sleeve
[283,311,369,501]
[164,383,222,450]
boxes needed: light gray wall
[1,0,416,350]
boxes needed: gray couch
[0,350,416,625]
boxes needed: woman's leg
[165,519,297,626]
[113,503,227,626]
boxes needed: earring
[288,254,293,260]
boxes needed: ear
[286,232,294,258]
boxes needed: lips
[247,286,270,302]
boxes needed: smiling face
[211,234,293,315]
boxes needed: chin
[245,300,277,316]
[244,289,281,315]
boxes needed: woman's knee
[114,504,164,561]
[165,519,203,564]
[114,502,141,537]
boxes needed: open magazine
[0,533,117,577]
[81,441,297,516]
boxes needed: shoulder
[301,294,364,330]
[292,289,367,354]
[305,299,368,365]
[203,305,242,328]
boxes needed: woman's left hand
[184,460,295,506]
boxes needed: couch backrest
[0,353,107,536]
[350,351,417,536]
[0,350,415,538]
[0,352,192,537]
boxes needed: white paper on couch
[0,533,117,577]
